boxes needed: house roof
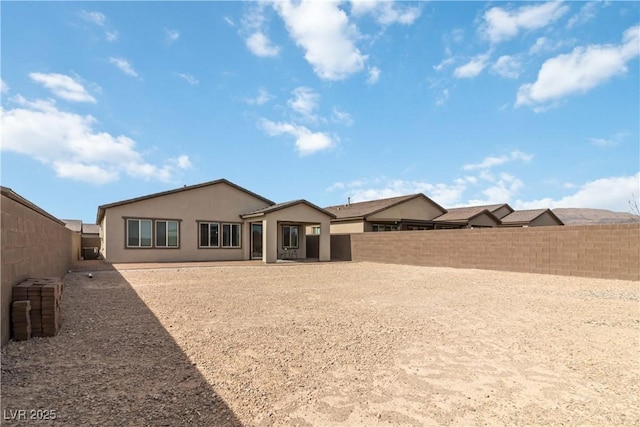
[1,186,65,226]
[241,199,336,219]
[433,207,500,223]
[500,209,564,225]
[324,194,446,221]
[62,219,83,232]
[96,179,274,224]
[82,224,100,234]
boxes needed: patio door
[251,223,262,259]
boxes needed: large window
[283,225,299,248]
[127,219,152,247]
[199,222,220,248]
[222,223,241,248]
[156,220,179,247]
[199,222,241,248]
[126,218,179,248]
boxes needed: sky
[1,1,639,224]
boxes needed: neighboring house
[433,206,502,228]
[96,179,334,263]
[81,223,101,260]
[499,209,564,227]
[474,203,514,220]
[62,220,101,260]
[324,194,452,233]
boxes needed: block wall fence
[1,190,73,347]
[346,224,639,281]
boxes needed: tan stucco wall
[1,193,72,346]
[367,196,444,221]
[330,220,365,234]
[101,182,271,263]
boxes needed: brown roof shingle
[324,194,444,220]
[500,209,563,225]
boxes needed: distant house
[433,206,502,228]
[433,204,563,228]
[96,179,334,263]
[81,223,101,260]
[324,194,453,233]
[499,209,564,227]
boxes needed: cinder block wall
[1,191,72,346]
[349,224,639,281]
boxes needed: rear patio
[2,262,638,425]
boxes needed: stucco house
[499,209,564,227]
[433,206,502,228]
[323,194,454,233]
[96,179,334,263]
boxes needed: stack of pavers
[11,300,31,341]
[12,278,63,340]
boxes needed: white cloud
[433,57,455,71]
[246,88,273,106]
[367,66,381,84]
[463,150,533,171]
[516,25,640,108]
[79,10,106,26]
[567,1,601,29]
[515,173,640,212]
[165,29,180,44]
[482,1,569,44]
[331,107,353,126]
[274,0,367,80]
[0,96,190,184]
[79,10,117,42]
[492,55,522,79]
[589,137,616,148]
[454,53,490,78]
[246,32,280,57]
[224,17,235,27]
[326,177,466,207]
[1,79,9,94]
[350,0,421,25]
[259,119,335,156]
[109,57,139,77]
[105,31,119,42]
[435,88,449,106]
[177,73,199,85]
[468,172,524,205]
[29,72,96,103]
[288,86,320,122]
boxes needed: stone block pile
[12,278,63,340]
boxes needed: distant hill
[553,208,640,225]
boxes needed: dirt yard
[2,262,639,426]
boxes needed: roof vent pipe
[347,197,351,206]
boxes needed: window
[127,219,152,247]
[199,222,220,248]
[126,218,179,248]
[283,225,299,248]
[311,226,321,235]
[222,223,241,248]
[372,224,398,232]
[156,220,179,247]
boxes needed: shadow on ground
[1,265,243,426]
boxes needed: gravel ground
[1,261,639,426]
